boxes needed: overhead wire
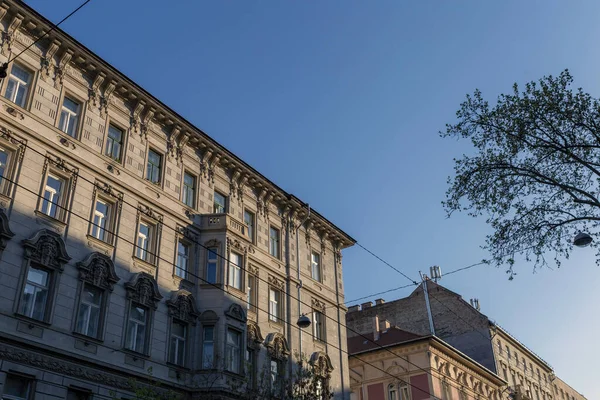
[0,129,515,398]
[0,0,93,75]
[0,172,444,400]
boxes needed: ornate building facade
[346,281,587,400]
[347,320,506,400]
[0,1,355,399]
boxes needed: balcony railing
[199,213,248,238]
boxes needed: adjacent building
[346,280,587,400]
[0,1,355,399]
[347,318,506,400]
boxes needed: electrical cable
[0,134,512,398]
[0,173,443,400]
[0,0,94,78]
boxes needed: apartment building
[0,1,355,399]
[346,280,587,400]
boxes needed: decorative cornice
[76,252,120,291]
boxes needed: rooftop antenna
[430,265,442,283]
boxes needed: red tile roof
[347,327,425,355]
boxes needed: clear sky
[26,0,598,397]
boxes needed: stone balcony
[197,213,249,240]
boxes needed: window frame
[88,196,116,245]
[0,140,20,198]
[312,309,325,342]
[174,238,191,280]
[66,387,92,400]
[182,171,197,209]
[134,219,158,265]
[205,246,219,284]
[18,264,52,322]
[213,190,227,214]
[104,123,125,163]
[269,287,282,323]
[124,302,151,355]
[38,169,71,222]
[168,318,188,367]
[225,327,243,374]
[311,251,322,282]
[228,251,243,291]
[269,226,280,259]
[243,209,255,243]
[247,273,257,312]
[201,324,215,369]
[57,93,83,139]
[74,282,105,340]
[2,372,34,400]
[145,148,163,185]
[4,62,33,109]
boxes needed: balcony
[198,213,249,239]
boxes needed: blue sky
[27,0,599,397]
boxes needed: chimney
[470,298,481,311]
[375,298,385,305]
[348,305,360,313]
[373,315,380,341]
[379,319,390,332]
[361,301,372,309]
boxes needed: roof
[8,1,355,247]
[347,326,424,354]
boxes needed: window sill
[122,348,150,360]
[72,331,104,344]
[14,313,50,327]
[86,234,114,254]
[34,210,67,230]
[167,362,190,372]
[132,256,157,273]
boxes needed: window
[135,222,155,263]
[497,340,502,354]
[388,384,397,400]
[270,359,283,395]
[169,320,187,366]
[226,328,241,374]
[182,172,196,208]
[90,199,113,243]
[105,125,123,162]
[146,149,162,184]
[2,374,32,400]
[311,252,321,282]
[202,325,215,368]
[506,345,511,359]
[125,304,148,353]
[246,348,257,389]
[213,191,226,213]
[41,174,66,219]
[75,283,103,338]
[244,209,255,242]
[0,146,12,195]
[175,240,189,279]
[59,96,80,137]
[19,265,50,321]
[313,310,325,342]
[269,227,280,258]
[5,63,31,107]
[66,388,91,400]
[269,288,281,322]
[206,247,218,284]
[228,252,242,290]
[247,274,256,311]
[399,383,410,400]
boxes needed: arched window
[388,384,397,400]
[399,383,410,400]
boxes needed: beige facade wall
[348,338,505,400]
[492,328,587,400]
[0,1,354,399]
